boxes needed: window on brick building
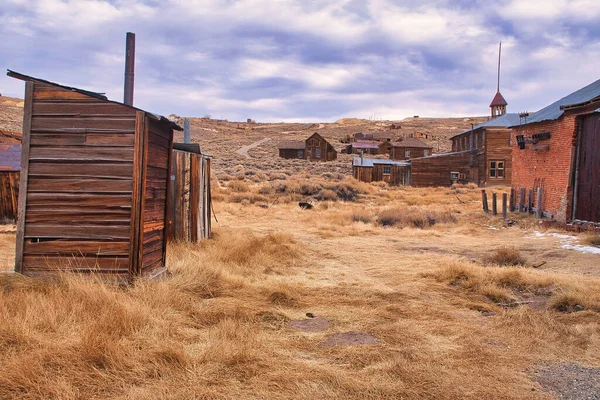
[490,160,505,178]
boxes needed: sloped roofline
[7,69,183,131]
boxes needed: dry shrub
[314,189,337,201]
[350,209,374,223]
[580,233,600,247]
[377,207,456,228]
[228,180,250,192]
[483,247,526,266]
[230,193,268,204]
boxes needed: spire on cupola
[490,42,507,118]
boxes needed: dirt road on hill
[236,137,272,159]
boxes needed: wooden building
[168,143,212,242]
[511,79,600,223]
[449,113,520,187]
[0,143,20,224]
[352,157,410,185]
[347,140,391,155]
[278,132,337,161]
[410,151,474,187]
[8,70,182,282]
[390,137,433,160]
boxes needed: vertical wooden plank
[519,188,526,212]
[481,190,489,213]
[129,111,146,280]
[528,190,534,214]
[492,193,497,216]
[536,188,543,218]
[137,116,149,276]
[509,188,515,212]
[14,82,34,274]
[190,154,200,242]
[206,158,211,238]
[502,193,508,220]
[162,130,174,265]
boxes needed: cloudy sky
[1,0,599,122]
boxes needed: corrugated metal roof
[410,149,473,160]
[6,70,183,131]
[489,91,508,107]
[451,113,522,138]
[511,78,600,126]
[352,157,410,167]
[391,137,432,148]
[0,144,21,171]
[278,141,305,150]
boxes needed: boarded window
[490,160,504,178]
[382,166,391,175]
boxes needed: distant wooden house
[0,143,20,224]
[449,113,520,186]
[511,79,600,223]
[347,140,392,156]
[390,137,433,160]
[8,70,182,282]
[278,132,337,161]
[168,143,212,242]
[353,157,410,185]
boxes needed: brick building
[510,79,600,223]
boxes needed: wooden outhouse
[8,70,182,282]
[167,143,212,242]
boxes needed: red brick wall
[511,104,599,222]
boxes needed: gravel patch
[533,363,600,399]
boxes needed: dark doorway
[575,113,600,222]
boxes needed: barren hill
[0,95,24,143]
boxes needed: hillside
[0,95,24,143]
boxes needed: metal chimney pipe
[124,32,135,106]
[184,119,190,144]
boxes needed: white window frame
[315,147,321,158]
[489,160,505,178]
[382,165,391,175]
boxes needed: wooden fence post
[519,188,526,212]
[502,193,507,220]
[492,193,497,216]
[509,188,515,212]
[528,190,534,214]
[536,188,543,218]
[482,190,489,213]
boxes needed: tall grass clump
[483,247,526,266]
[376,206,456,228]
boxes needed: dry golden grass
[0,184,599,399]
[483,246,527,266]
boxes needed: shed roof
[352,157,410,167]
[0,143,21,171]
[510,78,600,126]
[489,91,508,107]
[352,141,380,149]
[451,113,522,139]
[391,137,432,148]
[6,70,183,131]
[279,141,305,150]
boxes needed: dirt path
[235,137,271,159]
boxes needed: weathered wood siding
[167,150,212,243]
[391,146,432,160]
[306,133,337,161]
[279,149,304,159]
[483,128,512,186]
[411,151,474,187]
[0,172,19,224]
[353,165,410,185]
[14,78,175,282]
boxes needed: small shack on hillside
[510,78,600,224]
[168,143,212,242]
[347,140,391,155]
[0,143,20,224]
[8,70,182,282]
[353,157,410,185]
[278,132,337,161]
[390,137,433,160]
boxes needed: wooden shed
[167,143,212,242]
[352,157,411,185]
[0,143,21,224]
[390,137,433,160]
[8,70,182,282]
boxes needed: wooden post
[528,190,534,214]
[482,190,489,213]
[502,193,507,220]
[536,188,543,218]
[124,32,136,106]
[519,188,525,212]
[492,193,497,216]
[509,188,515,212]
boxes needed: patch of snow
[486,226,500,230]
[561,244,600,254]
[528,231,577,240]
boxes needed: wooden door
[575,113,600,222]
